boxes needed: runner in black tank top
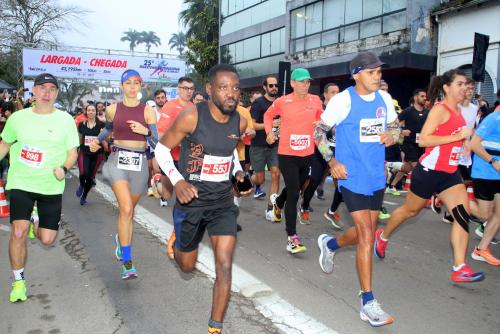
[154,64,251,334]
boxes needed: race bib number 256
[360,118,384,143]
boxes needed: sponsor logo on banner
[23,48,185,83]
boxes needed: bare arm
[470,134,500,172]
[0,140,11,161]
[419,104,472,147]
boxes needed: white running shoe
[360,299,394,327]
[159,198,168,207]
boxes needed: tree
[120,29,143,52]
[57,81,96,114]
[140,31,161,53]
[179,0,219,82]
[168,32,187,55]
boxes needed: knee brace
[451,204,470,233]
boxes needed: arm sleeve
[232,148,243,176]
[314,120,334,162]
[154,142,184,185]
[147,123,159,149]
[97,121,113,142]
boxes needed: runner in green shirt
[0,73,79,303]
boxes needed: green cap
[291,68,312,81]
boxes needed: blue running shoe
[79,195,87,206]
[253,186,266,199]
[121,261,138,280]
[76,185,83,198]
[114,234,121,261]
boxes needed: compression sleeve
[147,123,159,149]
[155,142,184,185]
[314,120,334,162]
[232,148,243,177]
[97,121,113,142]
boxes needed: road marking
[83,172,338,334]
[0,224,11,232]
[383,200,398,206]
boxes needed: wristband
[62,166,68,174]
[489,158,498,165]
[147,129,152,137]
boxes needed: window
[323,0,344,30]
[261,32,271,57]
[383,11,406,33]
[270,29,282,55]
[360,18,381,38]
[383,0,405,13]
[305,2,323,35]
[345,0,362,24]
[363,0,382,19]
[244,36,260,61]
[291,7,306,39]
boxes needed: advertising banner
[23,48,185,83]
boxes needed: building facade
[219,0,441,106]
[433,0,499,104]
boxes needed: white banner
[22,48,185,83]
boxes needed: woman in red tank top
[374,69,484,283]
[90,69,158,279]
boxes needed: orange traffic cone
[0,180,10,218]
[404,171,412,191]
[467,186,475,202]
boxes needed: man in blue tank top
[314,52,401,327]
[155,64,252,334]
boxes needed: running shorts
[249,145,279,172]
[473,178,500,201]
[410,163,463,199]
[9,189,62,230]
[103,146,149,195]
[172,205,239,252]
[340,186,384,212]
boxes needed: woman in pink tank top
[374,69,485,284]
[89,69,159,279]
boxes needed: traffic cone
[0,180,10,218]
[404,171,412,191]
[467,186,475,202]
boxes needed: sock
[453,263,465,271]
[361,291,374,305]
[121,245,132,263]
[267,204,273,211]
[255,185,261,192]
[327,238,340,252]
[379,231,388,242]
[208,319,223,333]
[13,268,24,281]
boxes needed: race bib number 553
[19,144,44,168]
[200,154,232,182]
[360,118,384,143]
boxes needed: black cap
[34,73,59,89]
[349,52,385,74]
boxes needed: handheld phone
[232,174,253,193]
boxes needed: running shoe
[160,198,168,207]
[121,261,138,280]
[298,208,311,225]
[30,206,39,224]
[475,222,486,237]
[317,234,336,274]
[324,211,344,230]
[388,186,400,196]
[270,193,282,223]
[9,280,27,303]
[147,187,154,197]
[253,186,266,199]
[442,212,454,224]
[360,298,394,327]
[287,234,307,254]
[374,228,387,259]
[79,195,87,206]
[451,264,485,283]
[378,207,391,220]
[114,234,121,261]
[167,231,176,260]
[471,247,500,266]
[316,189,325,200]
[150,174,161,199]
[76,185,83,198]
[430,194,441,214]
[265,210,274,222]
[208,327,222,334]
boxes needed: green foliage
[120,29,143,52]
[141,31,161,53]
[168,32,187,55]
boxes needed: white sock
[453,263,465,271]
[13,268,24,281]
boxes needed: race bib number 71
[19,144,44,168]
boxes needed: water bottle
[272,116,280,140]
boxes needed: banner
[22,48,185,83]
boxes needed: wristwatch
[489,158,498,165]
[61,166,68,174]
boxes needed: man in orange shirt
[154,77,195,259]
[264,68,322,254]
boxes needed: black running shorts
[473,178,500,201]
[340,186,385,212]
[172,205,239,252]
[9,189,62,230]
[410,163,463,199]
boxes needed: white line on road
[383,200,398,206]
[83,172,337,334]
[0,224,11,232]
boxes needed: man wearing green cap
[263,68,323,254]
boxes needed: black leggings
[78,151,104,198]
[276,154,313,236]
[301,149,343,213]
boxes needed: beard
[213,99,236,115]
[267,90,278,97]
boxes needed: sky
[57,0,185,55]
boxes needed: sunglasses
[267,84,278,88]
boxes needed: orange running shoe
[471,247,500,266]
[167,231,176,260]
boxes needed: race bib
[360,118,384,142]
[415,133,420,144]
[449,146,461,166]
[290,134,310,151]
[200,154,232,182]
[19,144,44,168]
[117,150,142,171]
[84,136,98,147]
